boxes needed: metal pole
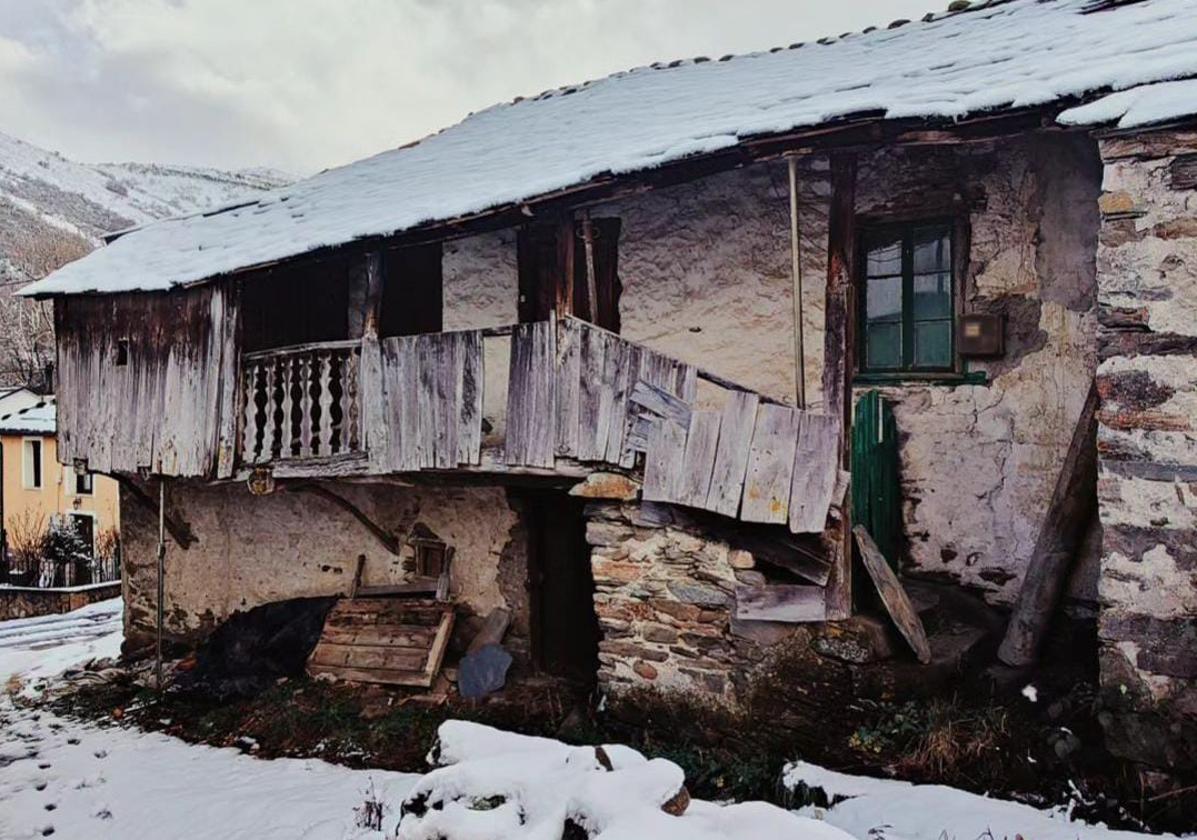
[156,481,165,690]
[788,155,807,409]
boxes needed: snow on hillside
[0,129,289,242]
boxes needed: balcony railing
[240,339,364,464]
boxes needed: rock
[633,660,659,680]
[666,582,729,607]
[728,550,755,570]
[585,520,634,547]
[641,624,679,644]
[661,786,690,816]
[569,472,641,501]
[814,616,896,664]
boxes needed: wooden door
[524,492,600,681]
[517,219,621,332]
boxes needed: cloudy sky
[0,0,932,175]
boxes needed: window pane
[865,232,902,276]
[913,272,952,319]
[867,322,902,369]
[913,321,952,368]
[866,275,902,322]
[913,227,951,273]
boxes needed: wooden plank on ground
[788,413,841,534]
[675,411,721,509]
[309,599,455,688]
[853,525,932,664]
[741,404,802,524]
[642,419,688,503]
[734,584,827,623]
[705,391,759,517]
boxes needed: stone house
[19,0,1197,777]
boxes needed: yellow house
[0,398,120,584]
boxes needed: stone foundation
[584,501,805,704]
[1095,127,1197,771]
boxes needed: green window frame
[859,220,956,376]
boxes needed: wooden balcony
[234,317,842,538]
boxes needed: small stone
[570,472,641,501]
[641,624,679,644]
[728,550,755,570]
[666,582,730,607]
[1098,190,1141,217]
[585,520,634,547]
[632,660,659,680]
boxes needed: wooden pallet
[307,598,455,687]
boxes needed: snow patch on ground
[0,598,122,693]
[0,702,419,840]
[784,760,1176,840]
[402,721,851,840]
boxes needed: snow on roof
[0,399,56,435]
[21,0,1197,298]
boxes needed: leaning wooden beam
[998,383,1100,667]
[285,482,401,555]
[854,525,932,664]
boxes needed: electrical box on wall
[958,313,1005,357]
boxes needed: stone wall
[121,481,530,655]
[1093,128,1197,770]
[855,134,1103,606]
[0,582,120,621]
[584,501,799,703]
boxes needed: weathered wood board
[642,419,688,503]
[377,331,484,472]
[788,413,841,534]
[675,411,721,509]
[55,281,235,478]
[741,404,802,524]
[853,525,932,664]
[308,598,455,687]
[705,391,760,517]
[506,320,557,467]
[734,584,827,623]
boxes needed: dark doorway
[523,491,600,682]
[517,218,621,332]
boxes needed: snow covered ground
[0,602,1184,839]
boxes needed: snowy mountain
[0,128,289,290]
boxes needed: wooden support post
[360,253,388,470]
[555,217,576,320]
[823,152,858,620]
[998,383,1099,667]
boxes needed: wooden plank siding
[54,282,236,478]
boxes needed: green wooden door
[851,390,901,569]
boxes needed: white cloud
[0,0,934,173]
